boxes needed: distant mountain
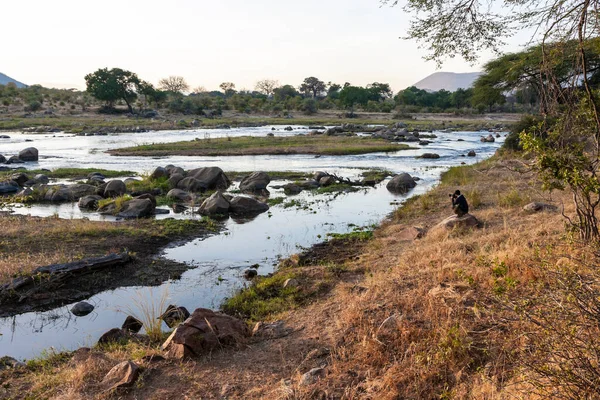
[0,72,27,88]
[412,72,481,92]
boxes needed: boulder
[239,172,271,193]
[122,316,143,333]
[6,156,24,164]
[33,174,49,184]
[298,180,320,189]
[100,360,140,392]
[187,167,230,190]
[386,173,417,194]
[9,173,29,186]
[167,188,193,202]
[159,305,191,329]
[116,198,155,218]
[18,147,38,161]
[283,278,300,289]
[420,153,440,159]
[313,171,328,181]
[165,165,185,176]
[436,213,480,230]
[467,150,476,157]
[0,356,25,371]
[244,269,258,279]
[134,193,156,208]
[319,176,336,187]
[71,301,94,317]
[283,183,303,195]
[88,172,106,180]
[0,181,19,194]
[199,191,230,216]
[252,320,294,339]
[299,367,325,386]
[162,308,248,359]
[98,328,129,345]
[284,126,293,131]
[104,180,127,198]
[481,134,495,143]
[51,184,97,202]
[0,155,5,163]
[523,202,558,213]
[78,195,103,210]
[177,177,206,192]
[150,166,169,180]
[168,173,184,189]
[229,196,269,215]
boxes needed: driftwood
[1,253,131,298]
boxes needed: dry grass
[3,156,598,399]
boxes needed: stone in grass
[100,360,140,392]
[244,269,258,279]
[122,316,143,333]
[158,305,190,329]
[71,301,94,317]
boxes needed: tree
[219,82,236,97]
[327,83,342,100]
[84,68,141,113]
[158,76,189,94]
[274,85,299,102]
[367,82,393,100]
[339,86,370,116]
[382,0,600,240]
[137,81,167,108]
[299,77,326,98]
[255,79,279,97]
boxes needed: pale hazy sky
[2,0,522,92]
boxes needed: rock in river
[71,301,94,317]
[167,188,193,202]
[104,180,127,198]
[239,171,271,193]
[18,147,38,162]
[229,196,269,215]
[116,198,155,218]
[50,184,97,202]
[78,195,103,210]
[199,191,230,216]
[386,173,417,194]
[187,167,230,190]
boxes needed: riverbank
[3,153,592,398]
[107,135,411,157]
[0,216,221,316]
[0,110,518,134]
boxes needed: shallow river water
[0,125,504,360]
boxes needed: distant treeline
[1,59,547,116]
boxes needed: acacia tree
[385,0,600,241]
[84,68,141,113]
[158,76,189,94]
[255,79,279,97]
[300,77,326,98]
[219,82,236,97]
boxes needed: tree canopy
[84,68,141,113]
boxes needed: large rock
[167,188,193,202]
[319,176,336,186]
[78,195,103,210]
[165,165,185,176]
[177,177,206,192]
[33,174,49,184]
[199,191,230,215]
[18,147,38,161]
[9,173,29,186]
[420,153,440,159]
[104,180,127,198]
[283,183,302,195]
[116,198,155,218]
[159,305,190,328]
[187,167,230,190]
[313,171,328,181]
[467,150,476,157]
[0,181,19,194]
[386,173,417,194]
[481,134,495,143]
[161,308,248,359]
[0,155,5,163]
[229,196,269,215]
[239,172,271,193]
[6,156,24,164]
[436,213,480,230]
[100,360,140,392]
[122,316,143,333]
[71,301,94,317]
[168,173,184,189]
[51,184,97,202]
[150,166,169,180]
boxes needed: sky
[1,0,526,92]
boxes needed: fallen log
[1,253,131,294]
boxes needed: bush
[302,98,318,115]
[25,100,42,112]
[504,114,547,151]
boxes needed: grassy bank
[108,135,411,157]
[0,111,517,133]
[3,154,594,399]
[0,167,136,181]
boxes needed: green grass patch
[314,183,361,194]
[227,171,312,181]
[267,197,285,206]
[440,165,476,186]
[327,229,374,241]
[0,168,135,180]
[152,217,219,235]
[126,176,169,194]
[221,273,300,320]
[108,135,410,157]
[360,168,394,182]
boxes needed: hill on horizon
[412,72,481,92]
[0,72,27,88]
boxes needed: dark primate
[450,190,469,216]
